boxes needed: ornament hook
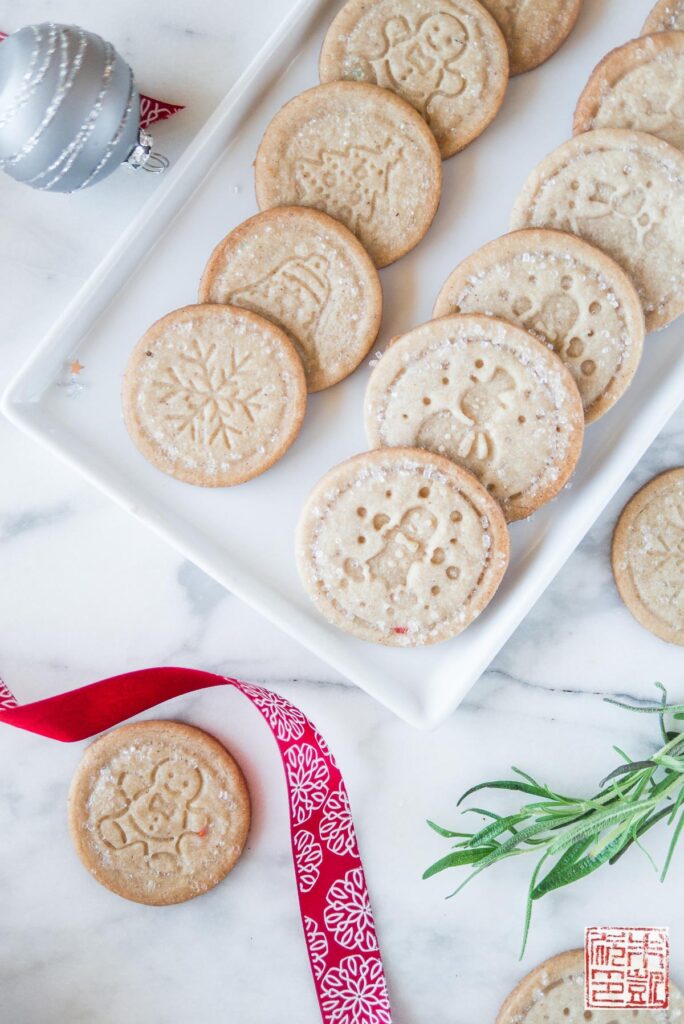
[125,127,169,175]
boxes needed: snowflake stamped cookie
[319,0,509,158]
[296,447,509,646]
[122,304,307,487]
[68,721,251,905]
[199,207,382,392]
[365,314,584,521]
[254,81,442,267]
[511,128,684,331]
[433,229,645,423]
[612,467,684,645]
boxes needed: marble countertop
[1,1,684,1021]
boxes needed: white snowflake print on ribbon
[0,679,17,711]
[312,726,336,766]
[238,682,306,742]
[320,786,357,858]
[304,916,329,982]
[321,955,392,1024]
[285,743,330,826]
[324,867,378,953]
[294,830,324,894]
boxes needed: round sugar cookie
[574,32,684,153]
[68,721,251,906]
[198,207,382,392]
[477,0,582,76]
[433,229,645,423]
[510,128,684,331]
[318,0,509,158]
[122,304,307,487]
[643,0,684,33]
[254,81,442,268]
[296,447,509,646]
[496,948,684,1024]
[612,467,684,644]
[365,314,584,521]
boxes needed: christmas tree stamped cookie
[122,304,307,487]
[365,314,584,521]
[254,81,442,267]
[199,207,382,392]
[296,447,509,646]
[68,720,251,905]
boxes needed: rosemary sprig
[423,684,684,957]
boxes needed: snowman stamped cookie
[296,447,509,646]
[68,721,251,905]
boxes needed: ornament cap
[124,126,168,174]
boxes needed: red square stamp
[585,927,669,1009]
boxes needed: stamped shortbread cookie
[365,314,584,521]
[496,949,683,1023]
[574,32,684,153]
[511,128,684,331]
[296,447,509,646]
[68,721,251,906]
[433,229,644,423]
[318,0,509,158]
[477,0,582,75]
[198,207,382,392]
[612,467,684,644]
[122,304,306,487]
[643,0,684,33]
[254,81,442,268]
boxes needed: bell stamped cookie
[254,81,442,268]
[122,304,307,487]
[365,314,584,522]
[643,0,684,33]
[68,721,251,906]
[496,949,684,1024]
[612,467,684,645]
[198,207,382,393]
[296,447,509,646]
[511,128,684,331]
[574,32,684,153]
[433,229,644,423]
[318,0,508,158]
[477,0,582,75]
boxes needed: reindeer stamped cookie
[254,81,442,267]
[319,0,508,158]
[511,129,684,331]
[296,447,509,646]
[365,314,584,521]
[612,467,684,645]
[433,229,644,423]
[68,721,251,905]
[199,207,382,392]
[477,0,582,75]
[122,304,307,487]
[574,32,684,153]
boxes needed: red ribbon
[0,30,185,129]
[0,668,392,1024]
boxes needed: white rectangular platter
[3,0,683,729]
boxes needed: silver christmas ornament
[0,23,168,192]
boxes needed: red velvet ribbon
[0,668,392,1024]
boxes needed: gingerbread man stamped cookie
[68,721,251,905]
